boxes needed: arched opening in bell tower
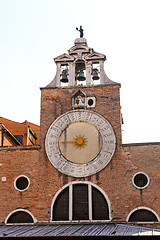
[91,62,100,85]
[75,60,86,86]
[60,64,69,87]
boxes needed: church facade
[0,35,160,227]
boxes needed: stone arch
[127,207,159,223]
[51,181,111,222]
[5,209,37,224]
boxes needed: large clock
[45,110,116,177]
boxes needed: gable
[54,53,75,63]
[72,89,86,98]
[85,52,106,61]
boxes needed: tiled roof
[0,223,160,237]
[0,117,40,145]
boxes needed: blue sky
[0,0,160,143]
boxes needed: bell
[60,69,68,83]
[77,70,86,81]
[92,68,99,80]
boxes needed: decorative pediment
[85,52,106,61]
[68,45,90,55]
[72,89,86,98]
[54,53,75,63]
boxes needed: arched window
[5,209,35,224]
[53,186,69,221]
[127,207,159,223]
[51,182,110,222]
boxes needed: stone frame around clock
[45,110,116,177]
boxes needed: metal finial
[76,26,84,38]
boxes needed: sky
[0,0,160,144]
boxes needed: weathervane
[76,26,84,38]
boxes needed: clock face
[45,110,116,177]
[59,121,102,164]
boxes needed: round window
[88,99,94,106]
[15,176,30,191]
[133,172,149,189]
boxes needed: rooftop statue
[76,26,84,38]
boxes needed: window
[73,184,88,220]
[127,208,159,222]
[53,187,69,221]
[132,172,149,189]
[92,186,109,220]
[52,182,110,222]
[6,209,35,224]
[14,135,23,144]
[14,175,30,191]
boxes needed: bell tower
[39,29,123,221]
[46,33,116,88]
[40,28,122,179]
[40,27,122,178]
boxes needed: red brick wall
[39,84,124,221]
[0,84,160,225]
[122,143,160,220]
[0,146,40,223]
[40,84,122,146]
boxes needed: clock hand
[60,140,76,144]
[60,135,87,148]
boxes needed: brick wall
[122,143,160,220]
[0,83,160,225]
[0,146,40,223]
[39,84,124,221]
